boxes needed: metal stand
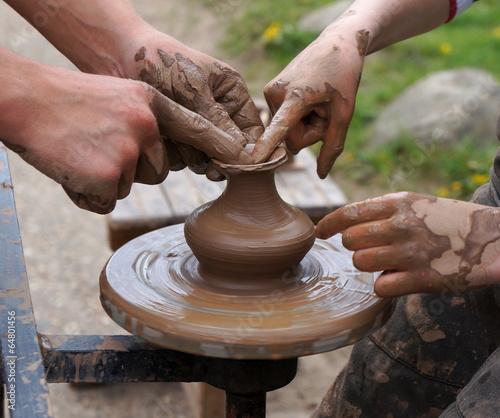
[0,144,297,418]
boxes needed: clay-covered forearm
[4,0,149,76]
[321,0,451,56]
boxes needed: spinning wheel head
[100,224,392,359]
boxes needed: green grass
[202,0,500,200]
[340,0,500,199]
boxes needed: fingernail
[251,147,268,164]
[317,166,329,179]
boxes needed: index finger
[252,96,306,163]
[315,194,404,239]
[150,89,253,165]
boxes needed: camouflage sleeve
[472,117,500,207]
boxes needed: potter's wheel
[100,224,392,359]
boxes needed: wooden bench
[106,148,348,250]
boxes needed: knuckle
[100,164,122,183]
[400,242,422,262]
[391,214,413,234]
[289,88,308,104]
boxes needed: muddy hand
[316,192,500,297]
[150,88,253,165]
[252,30,367,178]
[0,53,178,215]
[131,35,264,168]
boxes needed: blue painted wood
[0,143,53,417]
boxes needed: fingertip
[315,216,339,240]
[206,165,226,181]
[316,151,338,179]
[373,273,397,298]
[374,270,413,298]
[251,142,273,164]
[314,227,331,240]
[317,168,329,180]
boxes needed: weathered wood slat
[159,169,206,222]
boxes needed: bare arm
[4,0,147,77]
[0,45,251,213]
[252,0,453,175]
[5,0,263,161]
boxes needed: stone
[298,1,353,33]
[370,68,500,147]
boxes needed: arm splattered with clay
[316,192,500,297]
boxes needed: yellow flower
[439,42,452,55]
[493,27,500,38]
[436,187,450,198]
[343,151,355,163]
[263,22,281,42]
[451,181,462,191]
[472,173,489,185]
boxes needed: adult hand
[124,30,264,175]
[252,28,368,178]
[315,192,500,297]
[1,52,248,214]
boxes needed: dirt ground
[0,1,358,416]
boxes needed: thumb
[149,89,252,165]
[252,96,305,163]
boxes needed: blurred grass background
[202,0,500,200]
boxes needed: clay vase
[184,146,316,284]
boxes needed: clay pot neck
[220,169,281,212]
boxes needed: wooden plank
[299,150,348,208]
[110,186,145,225]
[159,169,207,224]
[0,143,53,417]
[132,183,172,224]
[184,170,225,203]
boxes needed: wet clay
[100,144,391,359]
[184,145,316,283]
[100,223,392,359]
[135,46,264,166]
[316,192,500,297]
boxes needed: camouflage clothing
[313,118,500,418]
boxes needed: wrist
[0,48,43,147]
[118,29,192,80]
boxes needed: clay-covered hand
[252,29,368,178]
[125,30,264,173]
[315,192,500,297]
[1,55,246,214]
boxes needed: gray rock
[370,68,500,147]
[298,1,353,33]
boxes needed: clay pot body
[184,148,315,283]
